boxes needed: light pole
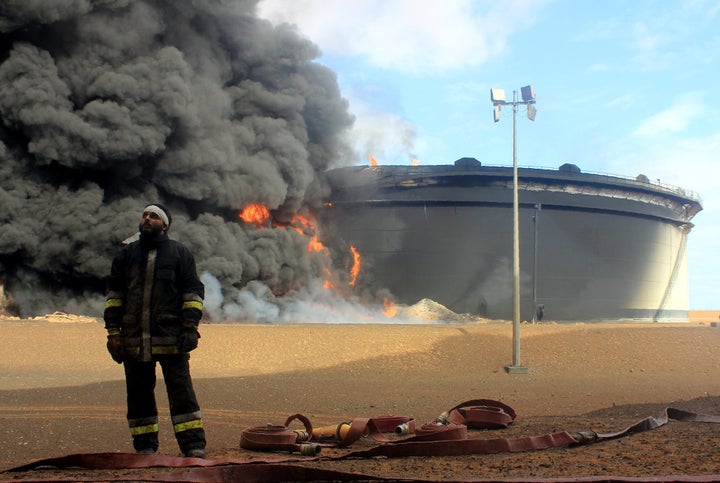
[491,85,536,375]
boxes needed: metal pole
[506,91,527,374]
[532,203,541,322]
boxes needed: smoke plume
[0,0,360,320]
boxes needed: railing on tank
[489,163,703,204]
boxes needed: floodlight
[527,104,536,121]
[494,105,502,122]
[490,88,506,104]
[521,85,536,103]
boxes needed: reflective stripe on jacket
[104,234,204,361]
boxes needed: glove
[106,334,124,364]
[177,327,200,352]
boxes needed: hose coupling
[293,430,310,442]
[573,430,599,445]
[298,443,321,456]
[435,411,450,425]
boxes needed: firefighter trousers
[123,354,206,454]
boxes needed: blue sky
[257,0,719,310]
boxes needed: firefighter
[104,203,206,458]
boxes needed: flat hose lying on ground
[5,401,720,482]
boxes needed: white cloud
[631,92,704,138]
[633,21,660,53]
[257,0,548,73]
[606,94,635,109]
[623,133,719,200]
[606,100,718,200]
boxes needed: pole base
[504,365,528,374]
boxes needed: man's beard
[138,222,164,240]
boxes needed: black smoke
[0,0,356,318]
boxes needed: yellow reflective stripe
[105,298,123,308]
[123,346,181,356]
[129,423,158,435]
[124,347,140,356]
[152,346,178,355]
[182,300,203,311]
[174,419,203,433]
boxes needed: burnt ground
[1,316,720,481]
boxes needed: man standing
[104,203,206,458]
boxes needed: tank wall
[536,208,689,321]
[322,202,690,321]
[324,203,516,318]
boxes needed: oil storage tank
[319,159,702,322]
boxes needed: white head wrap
[143,204,169,226]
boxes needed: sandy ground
[1,315,720,481]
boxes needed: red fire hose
[6,400,720,482]
[239,413,321,455]
[234,399,532,454]
[440,398,517,429]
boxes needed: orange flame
[237,205,359,293]
[323,267,334,289]
[411,158,420,166]
[368,153,379,166]
[348,245,361,286]
[285,212,335,288]
[308,235,325,253]
[291,213,311,227]
[239,204,271,227]
[281,213,312,236]
[383,297,398,318]
[286,214,325,252]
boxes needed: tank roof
[325,163,703,224]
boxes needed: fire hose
[235,399,720,458]
[239,413,321,455]
[237,399,537,454]
[439,398,516,429]
[6,400,720,482]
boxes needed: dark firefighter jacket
[104,233,204,361]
